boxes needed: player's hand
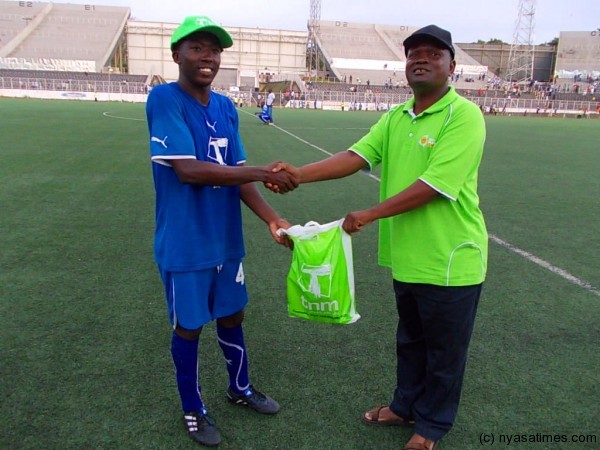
[269,218,293,249]
[342,210,375,234]
[264,161,300,194]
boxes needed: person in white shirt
[266,89,275,123]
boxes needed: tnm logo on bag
[298,264,340,313]
[301,295,339,312]
[299,263,331,298]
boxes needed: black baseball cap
[403,25,455,59]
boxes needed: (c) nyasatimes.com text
[479,432,598,446]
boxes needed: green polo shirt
[350,87,488,286]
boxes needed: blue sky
[48,0,598,44]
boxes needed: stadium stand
[0,1,129,71]
[0,1,49,52]
[0,1,597,115]
[314,20,489,89]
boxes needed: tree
[542,37,559,46]
[473,39,507,44]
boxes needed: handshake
[262,161,300,194]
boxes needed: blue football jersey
[146,83,247,271]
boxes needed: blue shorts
[158,259,249,330]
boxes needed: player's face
[173,32,222,89]
[405,40,455,90]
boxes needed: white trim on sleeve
[348,149,373,170]
[151,155,196,167]
[419,177,456,201]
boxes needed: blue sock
[216,324,250,394]
[171,332,204,413]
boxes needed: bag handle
[277,219,343,238]
[303,221,321,228]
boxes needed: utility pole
[307,0,322,79]
[506,0,536,85]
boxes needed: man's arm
[272,150,367,187]
[298,150,368,183]
[170,159,298,193]
[240,182,292,248]
[342,179,440,234]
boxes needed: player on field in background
[145,15,298,447]
[255,101,272,124]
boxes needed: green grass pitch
[1,98,598,449]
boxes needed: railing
[1,78,596,114]
[0,76,147,94]
[275,90,599,115]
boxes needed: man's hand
[269,218,293,249]
[342,210,375,234]
[264,162,300,194]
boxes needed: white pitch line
[488,235,599,296]
[102,111,145,121]
[241,108,600,297]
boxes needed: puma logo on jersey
[151,135,168,148]
[206,120,217,133]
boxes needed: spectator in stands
[266,88,275,123]
[270,24,487,450]
[145,15,297,447]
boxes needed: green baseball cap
[170,16,233,50]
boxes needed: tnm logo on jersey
[207,137,229,165]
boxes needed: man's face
[405,39,455,89]
[173,32,222,88]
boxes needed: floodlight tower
[307,0,322,77]
[505,0,536,84]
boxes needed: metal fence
[274,89,599,114]
[0,76,147,94]
[1,75,596,115]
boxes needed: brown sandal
[403,443,437,450]
[361,405,415,427]
[403,439,437,450]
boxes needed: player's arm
[170,159,298,192]
[240,180,292,248]
[342,179,439,234]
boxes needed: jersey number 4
[236,263,245,285]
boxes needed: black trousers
[389,281,482,441]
